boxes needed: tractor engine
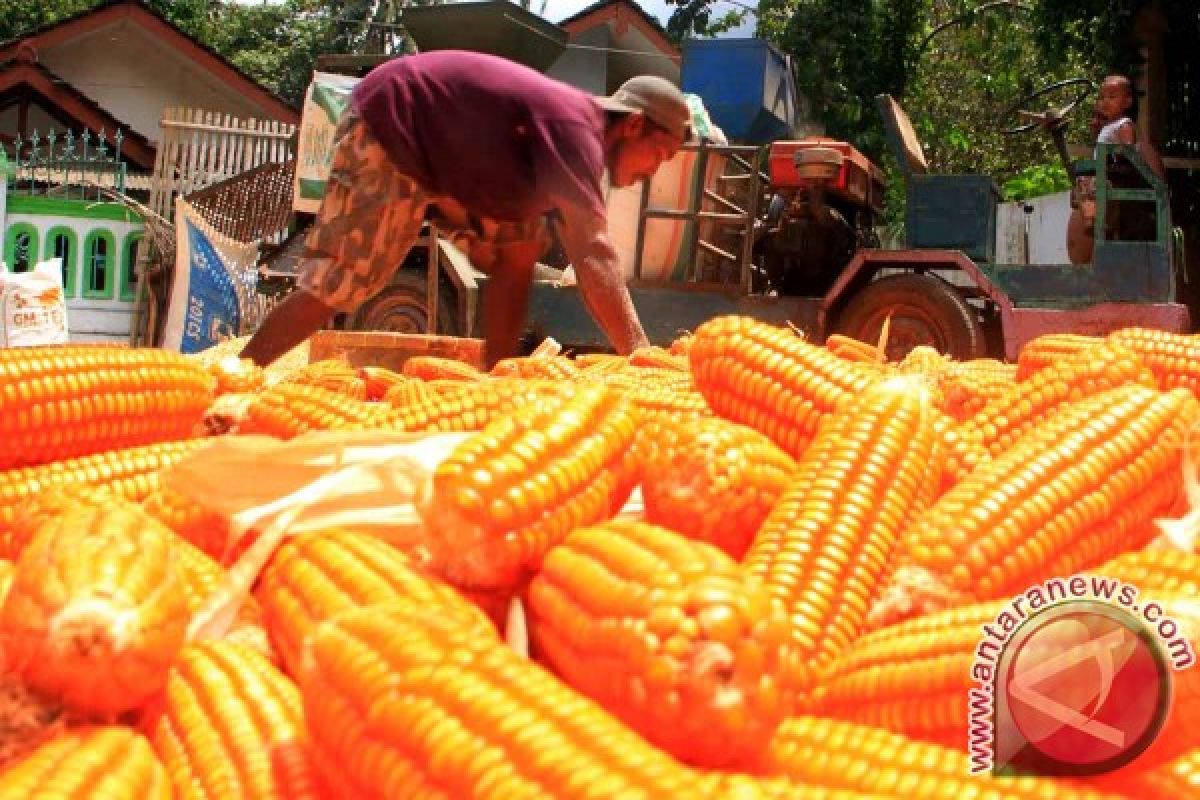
[756,139,886,297]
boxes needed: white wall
[546,26,611,94]
[37,18,272,145]
[0,105,61,137]
[4,210,144,343]
[995,191,1072,265]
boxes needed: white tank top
[1095,117,1132,157]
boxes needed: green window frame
[44,227,78,297]
[82,229,117,299]
[120,232,144,302]
[5,223,39,273]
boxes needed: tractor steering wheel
[999,77,1095,135]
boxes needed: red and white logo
[991,602,1171,776]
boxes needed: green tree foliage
[902,1,1086,197]
[0,0,435,109]
[0,0,216,45]
[742,0,929,160]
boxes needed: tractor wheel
[833,273,988,361]
[346,271,457,335]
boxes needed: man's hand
[239,288,335,367]
[554,203,650,355]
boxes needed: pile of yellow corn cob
[0,319,1198,799]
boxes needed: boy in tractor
[1067,74,1167,263]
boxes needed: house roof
[558,0,679,60]
[0,58,157,169]
[0,0,299,123]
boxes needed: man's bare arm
[555,204,649,355]
[239,288,334,367]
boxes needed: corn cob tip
[864,565,960,630]
[0,671,70,771]
[196,392,256,437]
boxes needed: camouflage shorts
[297,110,553,313]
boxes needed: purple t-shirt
[351,50,608,224]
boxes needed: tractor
[518,77,1187,360]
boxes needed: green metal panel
[982,221,1174,309]
[526,281,820,349]
[905,175,1001,262]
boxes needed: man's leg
[480,240,543,367]
[431,204,553,368]
[241,112,430,367]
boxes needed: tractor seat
[876,94,1003,263]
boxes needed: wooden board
[309,330,485,371]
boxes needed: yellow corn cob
[381,376,437,407]
[896,344,950,375]
[372,378,570,433]
[621,364,698,387]
[688,316,880,458]
[869,386,1200,626]
[141,483,244,563]
[274,358,367,398]
[358,365,411,400]
[421,384,638,591]
[0,345,214,469]
[204,355,266,396]
[1092,747,1200,798]
[299,602,714,798]
[573,352,626,370]
[826,333,886,364]
[622,381,713,422]
[1015,332,1105,380]
[401,355,486,382]
[742,375,942,687]
[931,408,989,491]
[1093,547,1200,596]
[5,486,271,662]
[237,382,391,438]
[0,727,172,799]
[256,529,499,678]
[1109,327,1200,397]
[586,364,711,422]
[0,439,206,550]
[142,641,322,799]
[807,599,1005,746]
[946,358,1017,381]
[936,369,1015,422]
[0,558,11,602]
[758,716,1123,800]
[668,332,694,356]
[526,520,803,770]
[628,345,689,371]
[698,774,892,800]
[963,340,1156,458]
[490,354,582,380]
[639,416,797,558]
[1,502,190,714]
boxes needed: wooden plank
[160,118,294,139]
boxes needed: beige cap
[596,75,693,141]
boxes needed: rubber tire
[833,273,988,361]
[346,271,457,335]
